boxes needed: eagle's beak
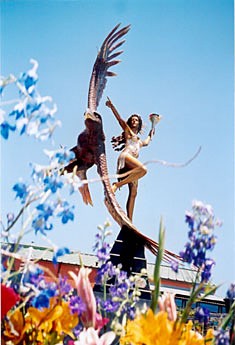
[84,112,93,120]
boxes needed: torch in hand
[149,113,162,138]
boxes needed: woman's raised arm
[106,97,130,132]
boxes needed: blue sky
[1,0,234,295]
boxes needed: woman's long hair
[111,114,143,151]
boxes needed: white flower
[74,327,115,345]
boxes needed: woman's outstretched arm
[106,97,130,132]
[142,128,155,146]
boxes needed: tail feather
[98,153,181,262]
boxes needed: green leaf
[150,217,165,313]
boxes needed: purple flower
[69,295,86,315]
[201,259,215,282]
[226,283,235,300]
[171,260,179,273]
[7,212,15,225]
[53,247,70,265]
[215,329,230,345]
[23,265,44,286]
[13,182,29,203]
[194,307,210,324]
[179,200,221,282]
[185,211,194,230]
[95,261,116,285]
[97,242,111,262]
[101,299,119,313]
[58,276,72,296]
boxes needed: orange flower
[53,300,79,338]
[120,309,214,345]
[3,309,25,344]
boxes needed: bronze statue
[63,24,179,261]
[106,97,161,221]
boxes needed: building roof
[5,242,223,303]
[17,243,196,283]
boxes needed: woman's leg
[113,154,147,190]
[126,181,138,221]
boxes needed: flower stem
[150,217,165,313]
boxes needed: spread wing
[87,23,130,112]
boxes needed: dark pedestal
[94,225,151,300]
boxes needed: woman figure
[106,97,156,221]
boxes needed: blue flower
[55,148,75,164]
[31,288,56,309]
[43,174,63,193]
[13,182,29,203]
[52,247,70,265]
[1,121,16,139]
[36,203,54,220]
[57,201,75,224]
[18,59,38,95]
[30,163,47,181]
[32,214,53,235]
[26,100,42,116]
[9,102,25,120]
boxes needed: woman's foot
[112,183,117,193]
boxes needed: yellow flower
[53,300,79,338]
[25,298,78,342]
[25,301,64,343]
[120,310,179,345]
[120,309,214,345]
[3,309,25,344]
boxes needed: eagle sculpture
[63,24,179,262]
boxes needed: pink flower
[74,327,116,345]
[69,268,108,330]
[158,292,177,321]
[1,284,20,318]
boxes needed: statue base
[94,225,152,300]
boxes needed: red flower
[1,284,20,318]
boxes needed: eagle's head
[84,110,103,130]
